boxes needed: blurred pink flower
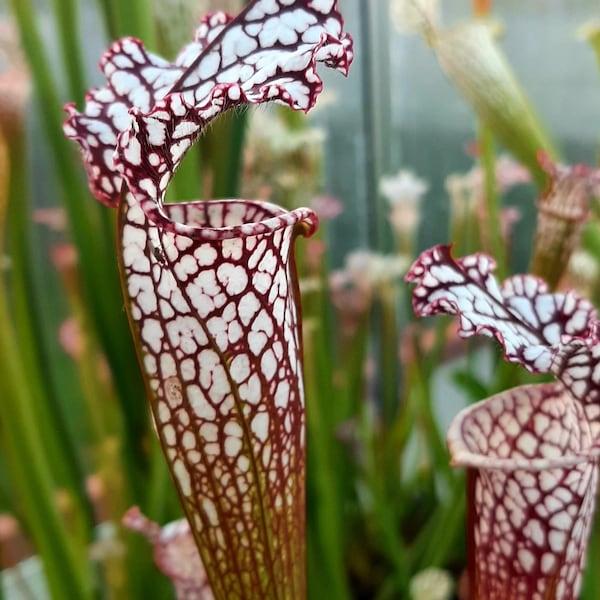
[330,250,407,336]
[329,268,372,336]
[33,207,68,232]
[446,154,530,215]
[500,205,522,244]
[58,318,82,360]
[310,195,343,221]
[50,243,78,270]
[305,238,327,272]
[123,507,213,600]
[0,20,30,135]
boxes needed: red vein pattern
[63,0,353,211]
[449,385,598,599]
[529,153,596,288]
[406,245,600,599]
[64,1,353,597]
[119,194,317,598]
[406,244,600,437]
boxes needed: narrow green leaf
[0,305,93,600]
[8,0,153,484]
[581,515,600,599]
[50,0,87,105]
[204,110,248,199]
[0,132,92,600]
[103,0,157,48]
[304,315,353,600]
[4,124,93,526]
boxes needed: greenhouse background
[2,0,600,598]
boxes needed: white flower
[409,567,454,600]
[568,249,598,283]
[248,110,326,155]
[329,250,408,336]
[379,169,429,206]
[379,170,429,237]
[345,250,408,286]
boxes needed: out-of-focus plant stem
[127,434,179,600]
[0,315,92,600]
[400,320,466,574]
[359,0,392,252]
[97,0,157,48]
[54,236,134,600]
[202,111,248,199]
[363,427,410,597]
[581,222,600,306]
[9,0,150,486]
[338,317,369,422]
[471,0,506,278]
[304,297,352,600]
[3,124,93,531]
[379,284,399,424]
[50,0,87,105]
[406,339,453,487]
[581,515,600,600]
[410,474,465,570]
[358,363,410,595]
[479,124,507,279]
[167,145,202,202]
[0,133,92,600]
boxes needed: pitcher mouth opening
[447,383,600,472]
[450,448,600,472]
[122,194,319,241]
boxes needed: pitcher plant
[407,244,600,599]
[63,1,353,598]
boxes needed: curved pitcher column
[118,192,317,600]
